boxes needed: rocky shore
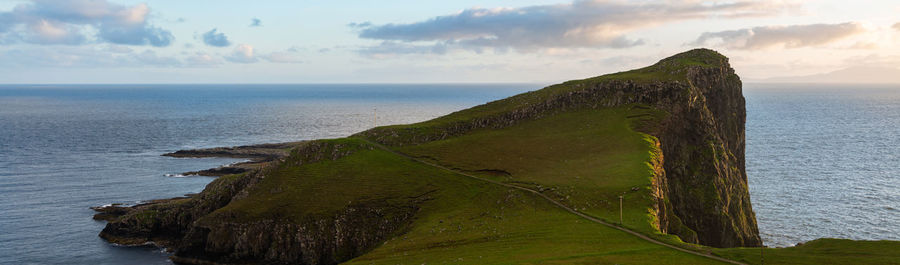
[161,142,305,176]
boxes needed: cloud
[842,54,900,68]
[0,46,191,68]
[358,41,449,58]
[0,0,174,46]
[105,45,133,53]
[347,22,372,28]
[263,51,302,63]
[250,18,262,27]
[353,0,797,54]
[133,50,180,66]
[0,45,236,68]
[186,52,223,66]
[202,28,230,47]
[224,44,302,64]
[225,44,259,63]
[0,13,11,32]
[24,19,87,45]
[691,22,866,50]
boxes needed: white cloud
[225,44,259,63]
[133,50,180,66]
[26,19,86,45]
[264,51,302,63]
[225,44,302,64]
[0,46,180,67]
[0,46,235,68]
[691,22,866,50]
[186,52,223,66]
[354,0,798,55]
[0,0,173,46]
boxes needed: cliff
[95,49,760,264]
[360,48,761,247]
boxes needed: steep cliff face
[172,199,418,265]
[649,50,761,247]
[360,49,761,247]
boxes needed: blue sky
[0,0,898,83]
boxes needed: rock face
[360,49,761,247]
[96,49,760,265]
[97,141,418,264]
[647,50,761,247]
[172,200,417,265]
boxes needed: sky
[0,0,898,84]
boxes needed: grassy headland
[97,49,900,265]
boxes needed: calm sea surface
[0,83,897,264]
[745,84,900,247]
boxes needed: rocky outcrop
[358,49,761,247]
[98,165,258,247]
[163,142,304,160]
[171,200,419,265]
[97,140,422,264]
[651,50,761,247]
[162,142,306,177]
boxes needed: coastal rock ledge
[95,49,761,264]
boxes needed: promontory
[94,49,900,265]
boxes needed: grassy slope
[202,139,723,264]
[393,106,671,238]
[373,103,900,264]
[366,49,725,140]
[197,49,900,264]
[713,239,900,265]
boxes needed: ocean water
[745,84,900,247]
[0,84,897,264]
[0,84,533,265]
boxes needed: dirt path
[361,139,746,265]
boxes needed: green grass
[713,239,900,265]
[389,106,677,240]
[357,49,725,148]
[365,72,672,141]
[199,137,725,264]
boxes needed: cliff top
[657,48,729,69]
[356,48,735,146]
[573,48,730,85]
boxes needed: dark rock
[98,140,408,264]
[162,142,304,159]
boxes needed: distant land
[754,66,900,84]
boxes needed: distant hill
[760,66,900,84]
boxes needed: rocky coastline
[161,142,305,176]
[93,49,762,264]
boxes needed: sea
[0,83,897,264]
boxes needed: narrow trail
[360,139,746,265]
